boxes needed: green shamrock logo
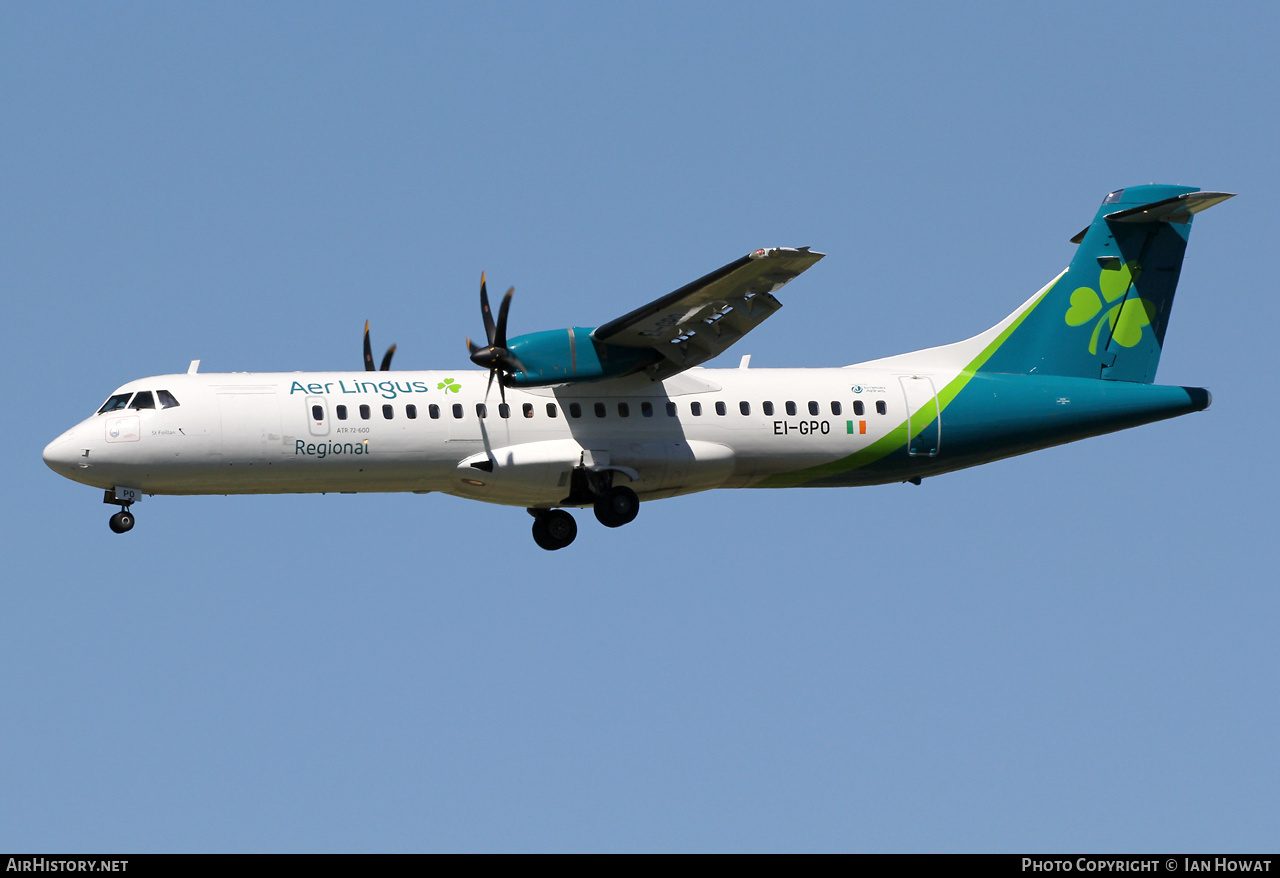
[1064,261,1155,354]
[437,378,461,393]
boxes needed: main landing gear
[527,484,642,550]
[593,485,639,528]
[530,508,577,550]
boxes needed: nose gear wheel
[108,510,135,533]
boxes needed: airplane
[43,183,1231,550]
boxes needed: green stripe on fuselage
[755,277,1058,489]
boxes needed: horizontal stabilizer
[1071,191,1234,242]
[1105,190,1235,224]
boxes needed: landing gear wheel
[593,485,639,528]
[532,509,577,550]
[109,510,135,534]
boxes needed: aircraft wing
[592,247,824,380]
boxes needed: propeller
[466,273,524,402]
[363,320,397,371]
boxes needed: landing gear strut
[593,485,639,528]
[530,508,577,551]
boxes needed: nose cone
[43,429,83,477]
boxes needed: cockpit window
[98,393,132,414]
[1102,188,1125,205]
[129,391,155,410]
[157,390,180,409]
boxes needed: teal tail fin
[979,184,1233,383]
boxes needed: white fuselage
[42,365,931,508]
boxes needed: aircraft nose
[43,429,84,476]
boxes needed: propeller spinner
[363,320,396,371]
[466,273,524,402]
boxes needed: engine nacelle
[505,327,660,386]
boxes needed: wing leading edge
[592,246,824,380]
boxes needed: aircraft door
[899,375,940,457]
[306,396,329,436]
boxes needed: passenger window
[337,405,348,420]
[406,404,417,419]
[129,391,155,410]
[452,403,463,419]
[715,401,726,416]
[569,403,582,418]
[876,400,887,415]
[785,401,797,416]
[157,390,180,409]
[808,401,819,416]
[830,401,842,416]
[498,403,510,419]
[594,402,606,418]
[763,401,774,416]
[429,404,440,419]
[546,403,558,418]
[641,401,653,417]
[618,402,629,417]
[97,393,132,414]
[312,405,324,421]
[523,403,534,419]
[666,402,677,417]
[382,404,394,419]
[740,401,750,416]
[360,404,371,420]
[476,403,487,419]
[690,402,702,416]
[853,400,864,416]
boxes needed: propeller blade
[363,320,375,371]
[380,344,396,372]
[479,273,496,346]
[495,286,515,349]
[468,276,522,395]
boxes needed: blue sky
[3,2,1278,852]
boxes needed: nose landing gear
[103,487,140,534]
[108,509,135,533]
